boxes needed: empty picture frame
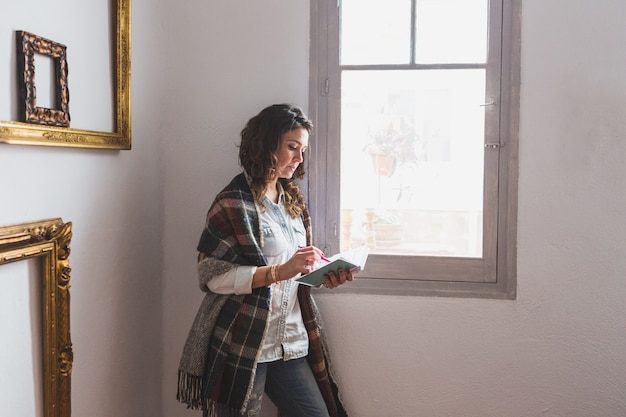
[16,30,71,127]
[0,218,73,417]
[0,0,131,150]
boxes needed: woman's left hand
[323,268,355,289]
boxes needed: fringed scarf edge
[177,370,243,417]
[177,370,206,410]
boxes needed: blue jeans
[245,357,331,417]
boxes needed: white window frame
[307,0,520,299]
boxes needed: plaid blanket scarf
[177,173,348,417]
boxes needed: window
[307,0,520,298]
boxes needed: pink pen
[299,246,331,263]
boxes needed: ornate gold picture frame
[0,0,131,149]
[16,30,71,127]
[0,218,73,417]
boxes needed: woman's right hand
[279,245,325,280]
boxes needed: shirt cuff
[207,265,257,295]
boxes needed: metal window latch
[485,143,501,149]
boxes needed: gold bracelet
[264,266,272,287]
[270,264,279,285]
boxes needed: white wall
[0,1,165,416]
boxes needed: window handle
[480,101,496,107]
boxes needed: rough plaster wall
[312,1,626,416]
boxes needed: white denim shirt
[206,191,309,363]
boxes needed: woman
[177,104,352,417]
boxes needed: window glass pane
[415,0,489,64]
[341,0,412,65]
[340,69,485,257]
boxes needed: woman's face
[274,127,309,179]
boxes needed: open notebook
[296,245,369,287]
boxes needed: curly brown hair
[238,104,313,218]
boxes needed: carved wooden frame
[0,218,73,417]
[0,0,131,149]
[16,31,71,127]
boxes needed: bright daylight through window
[308,0,519,298]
